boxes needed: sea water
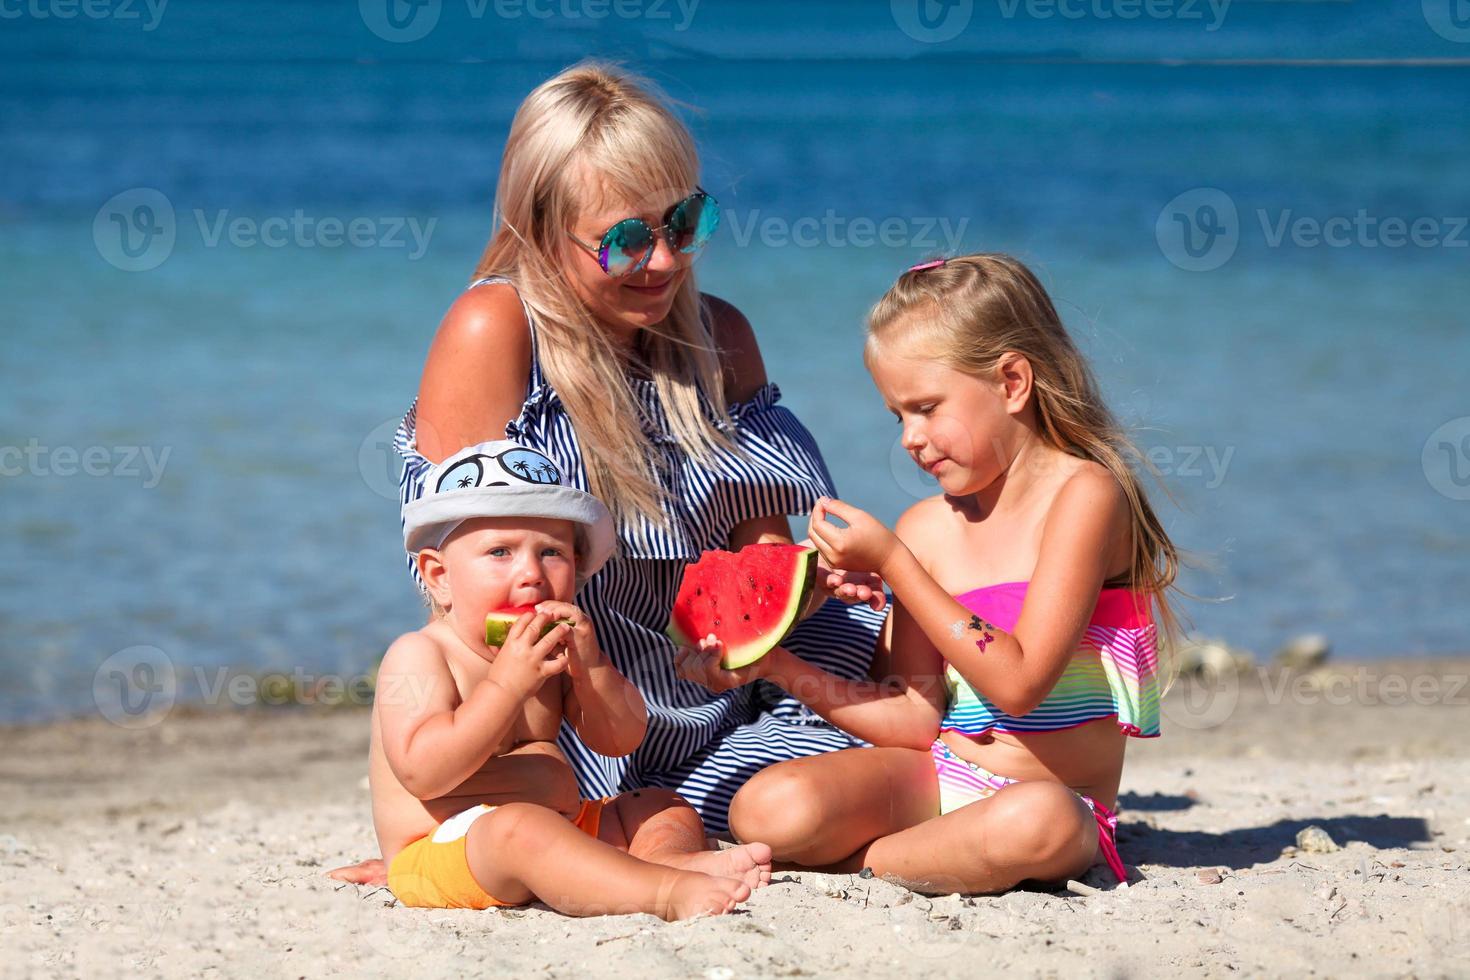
[2,1,1467,722]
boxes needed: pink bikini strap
[1088,799,1129,884]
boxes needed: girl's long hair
[867,253,1183,679]
[475,61,732,526]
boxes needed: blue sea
[2,1,1468,724]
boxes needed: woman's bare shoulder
[701,292,767,402]
[416,281,533,462]
[434,280,530,353]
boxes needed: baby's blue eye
[542,548,566,559]
[489,547,511,557]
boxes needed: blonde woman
[331,62,886,893]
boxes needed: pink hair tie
[908,258,946,272]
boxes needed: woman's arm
[415,282,531,463]
[811,467,1130,717]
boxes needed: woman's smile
[623,277,674,297]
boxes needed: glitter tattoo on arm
[967,615,997,653]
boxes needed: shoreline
[4,657,1468,977]
[12,650,1469,734]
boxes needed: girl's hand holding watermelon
[807,497,906,579]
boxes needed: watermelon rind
[484,607,574,647]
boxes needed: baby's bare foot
[665,842,773,890]
[662,872,752,921]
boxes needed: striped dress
[393,277,885,832]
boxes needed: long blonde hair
[866,253,1183,659]
[475,61,732,526]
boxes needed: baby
[371,440,770,919]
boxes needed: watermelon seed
[743,614,750,621]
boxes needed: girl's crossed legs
[728,747,1100,894]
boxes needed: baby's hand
[488,609,571,697]
[532,600,601,680]
[674,635,769,693]
[807,497,901,577]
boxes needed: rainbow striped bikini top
[942,581,1161,739]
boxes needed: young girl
[676,253,1179,893]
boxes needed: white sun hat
[402,440,615,585]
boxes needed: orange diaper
[387,798,606,909]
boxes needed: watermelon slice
[666,543,818,669]
[484,606,574,647]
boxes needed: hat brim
[403,484,616,585]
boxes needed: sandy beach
[4,657,1468,980]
